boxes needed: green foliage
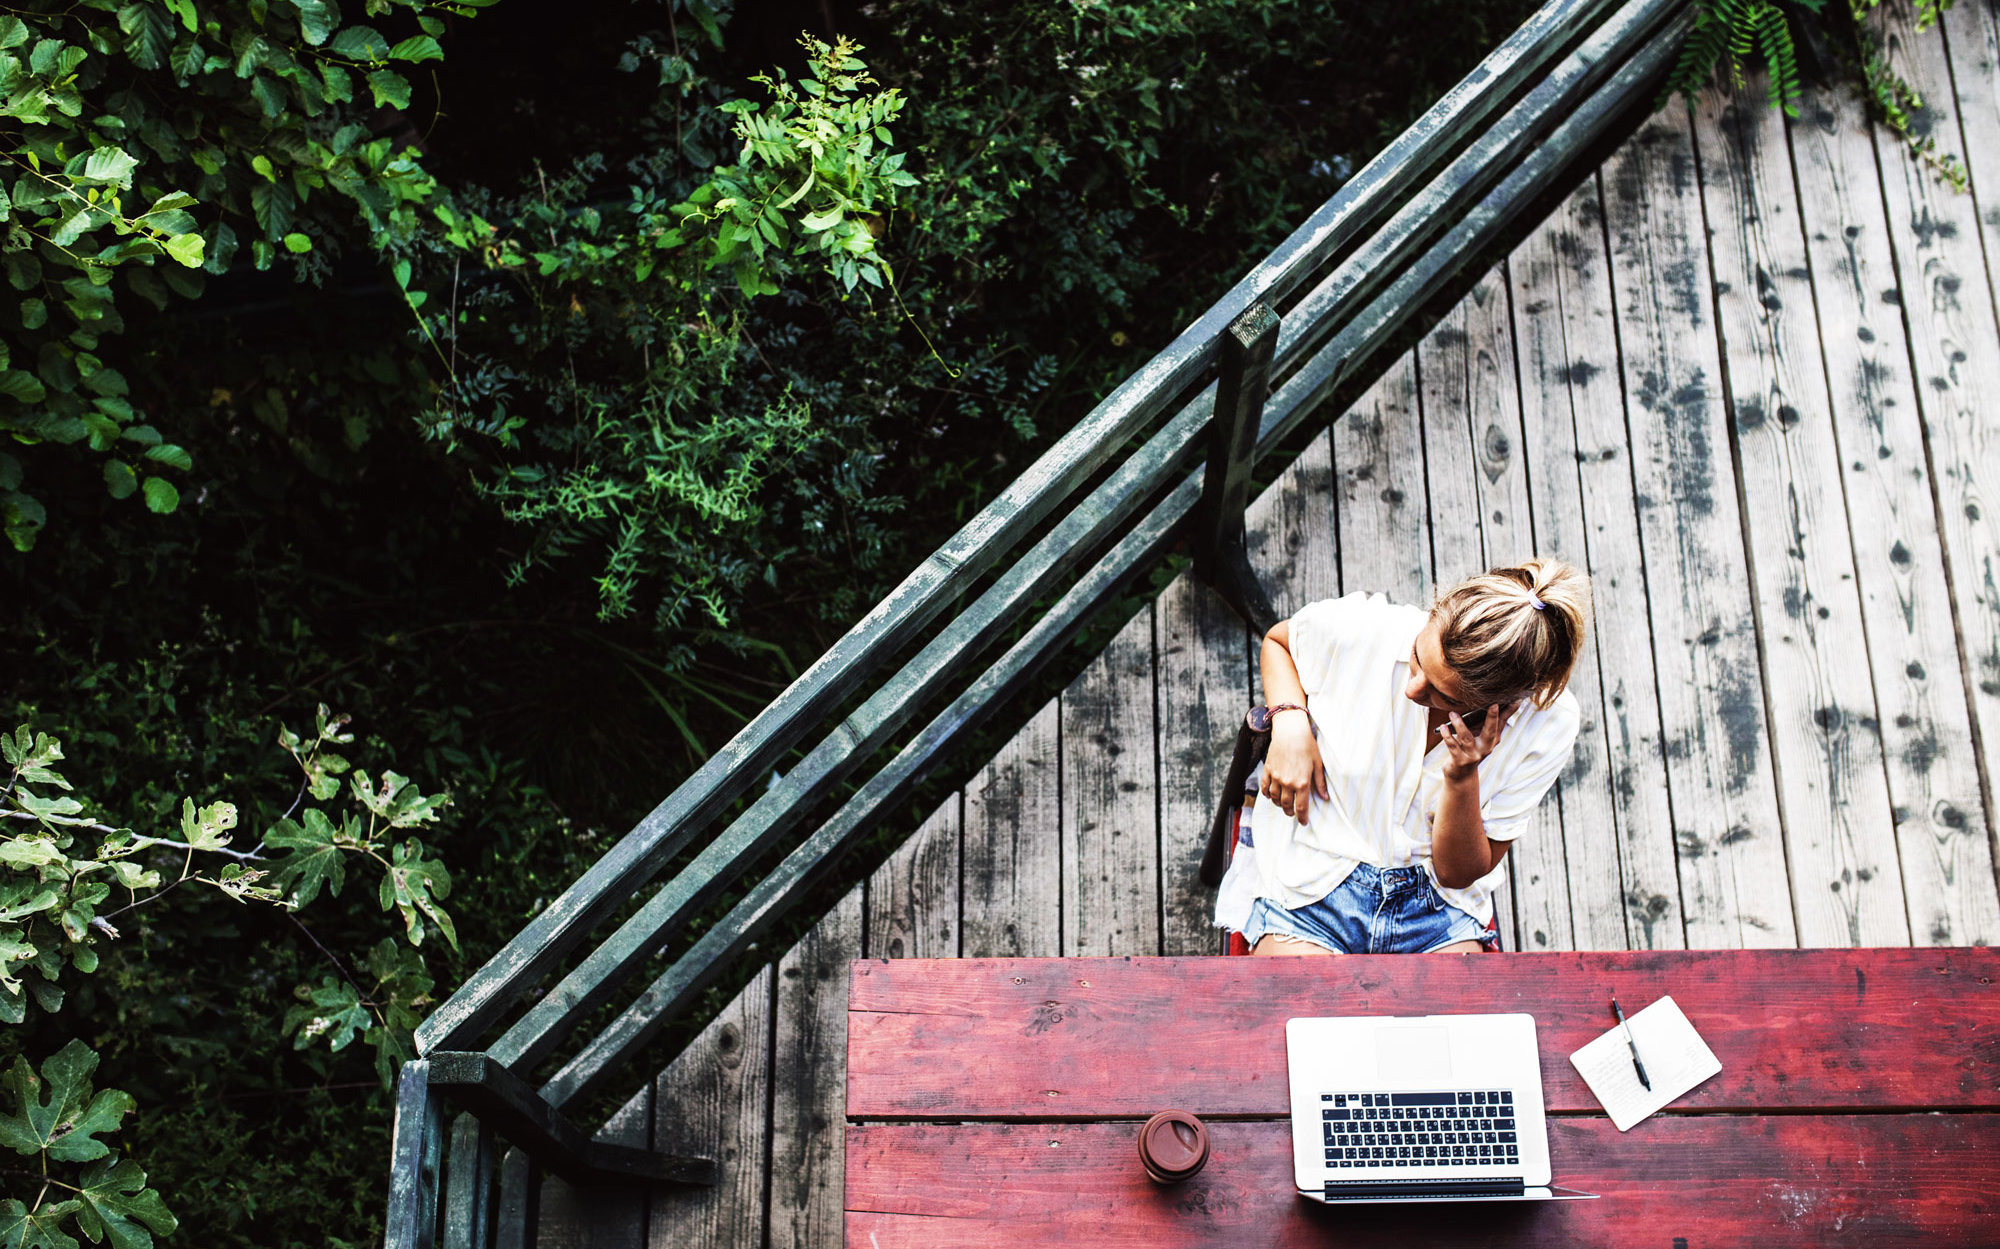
[264,707,456,953]
[673,35,918,297]
[0,0,493,554]
[0,1040,174,1249]
[283,939,431,1085]
[1665,0,1823,116]
[409,34,924,638]
[1662,0,1968,188]
[0,715,454,1241]
[1852,0,1969,189]
[0,724,275,1024]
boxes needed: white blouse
[1247,591,1580,926]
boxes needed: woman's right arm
[1260,620,1329,822]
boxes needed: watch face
[1249,705,1274,733]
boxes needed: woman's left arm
[1430,704,1518,890]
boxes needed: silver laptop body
[1285,1013,1597,1204]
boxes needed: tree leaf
[162,232,203,268]
[282,232,311,254]
[387,36,443,64]
[289,0,336,46]
[0,838,65,868]
[1,729,66,789]
[348,771,447,829]
[141,443,191,471]
[265,808,346,907]
[78,148,138,188]
[176,798,237,852]
[282,975,371,1052]
[366,69,411,111]
[327,26,388,61]
[139,477,177,514]
[0,370,46,403]
[378,839,455,950]
[116,5,174,71]
[102,459,136,500]
[0,1197,84,1249]
[73,1157,176,1249]
[0,1040,133,1162]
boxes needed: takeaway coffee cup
[1137,1110,1211,1183]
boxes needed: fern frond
[1754,3,1804,116]
[1659,0,1746,106]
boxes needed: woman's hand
[1260,711,1327,823]
[1439,702,1519,782]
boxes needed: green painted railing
[383,0,1690,1243]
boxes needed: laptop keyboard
[1320,1089,1519,1169]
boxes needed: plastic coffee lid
[1138,1110,1210,1177]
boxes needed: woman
[1228,558,1590,956]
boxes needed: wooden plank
[1247,428,1340,619]
[1509,176,1679,952]
[846,1116,2000,1247]
[961,699,1063,958]
[1417,287,1497,588]
[536,1087,649,1249]
[769,889,863,1249]
[1600,103,1795,948]
[865,797,960,960]
[847,950,2000,1118]
[1419,272,1543,950]
[1690,89,1911,946]
[1788,82,2000,946]
[647,965,772,1249]
[1061,610,1161,955]
[1153,573,1246,956]
[1880,0,2000,905]
[1333,353,1431,605]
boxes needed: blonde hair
[1431,558,1591,710]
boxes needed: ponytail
[1431,558,1592,709]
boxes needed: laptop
[1285,1013,1598,1204]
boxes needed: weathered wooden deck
[536,11,2000,1244]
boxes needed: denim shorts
[1241,862,1499,954]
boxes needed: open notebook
[1568,996,1721,1131]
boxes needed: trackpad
[1377,1026,1452,1084]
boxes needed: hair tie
[1528,594,1546,611]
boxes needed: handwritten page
[1568,996,1721,1132]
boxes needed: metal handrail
[384,0,1690,1243]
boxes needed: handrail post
[493,1148,538,1249]
[443,1113,497,1249]
[1192,302,1282,635]
[385,1060,444,1249]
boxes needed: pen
[1611,996,1650,1091]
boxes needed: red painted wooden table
[844,950,2000,1246]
